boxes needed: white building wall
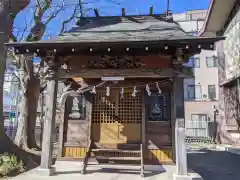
[174,10,219,137]
[223,9,240,79]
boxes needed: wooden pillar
[39,78,58,175]
[141,92,146,148]
[171,87,176,162]
[84,92,93,144]
[172,77,188,177]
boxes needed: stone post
[175,118,188,176]
[38,77,58,176]
[173,77,200,180]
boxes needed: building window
[208,85,216,100]
[187,85,201,100]
[146,92,168,121]
[189,57,200,68]
[206,56,217,67]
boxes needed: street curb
[216,145,240,155]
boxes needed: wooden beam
[81,140,92,174]
[58,106,65,159]
[84,92,93,144]
[122,8,125,16]
[58,96,72,159]
[40,79,58,175]
[141,92,146,148]
[149,6,153,15]
[94,8,100,17]
[56,68,177,79]
[171,81,176,162]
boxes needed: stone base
[35,166,56,176]
[173,173,203,180]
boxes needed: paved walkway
[9,161,201,180]
[10,149,240,180]
[187,149,240,180]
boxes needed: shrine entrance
[91,89,142,145]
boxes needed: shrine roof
[6,15,224,54]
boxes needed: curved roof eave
[199,0,236,37]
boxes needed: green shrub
[0,154,25,177]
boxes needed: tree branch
[59,5,78,34]
[44,1,64,25]
[26,0,52,41]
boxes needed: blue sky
[13,0,210,40]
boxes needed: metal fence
[185,119,216,150]
[185,120,211,138]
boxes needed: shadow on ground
[55,168,164,178]
[188,149,240,180]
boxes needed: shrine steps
[80,142,144,177]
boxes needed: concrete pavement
[9,161,202,180]
[9,149,240,180]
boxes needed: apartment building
[174,10,218,138]
[201,1,240,144]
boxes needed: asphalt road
[187,149,240,180]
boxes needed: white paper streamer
[106,86,110,96]
[146,84,151,96]
[131,86,137,97]
[91,86,96,94]
[120,87,124,99]
[156,82,162,94]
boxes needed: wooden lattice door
[118,91,142,143]
[91,89,142,144]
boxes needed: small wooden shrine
[6,11,223,176]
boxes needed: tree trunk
[27,75,40,149]
[15,57,40,151]
[0,0,40,169]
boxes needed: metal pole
[166,0,170,16]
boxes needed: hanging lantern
[120,87,124,99]
[156,82,162,94]
[146,84,151,96]
[106,86,110,96]
[131,86,137,97]
[91,86,96,94]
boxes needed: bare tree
[0,0,42,168]
[9,0,80,153]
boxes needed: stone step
[95,156,141,161]
[91,148,140,153]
